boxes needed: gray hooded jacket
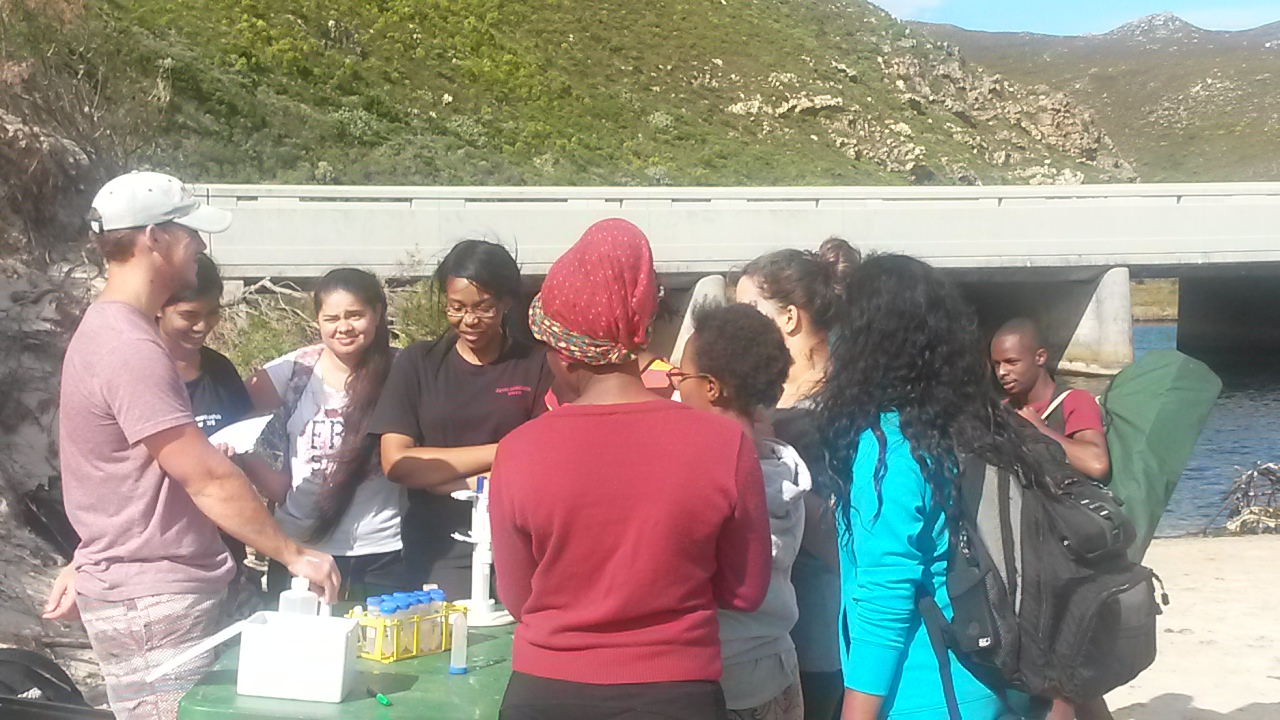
[718,437,812,709]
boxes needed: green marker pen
[367,686,392,706]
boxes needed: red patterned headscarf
[529,218,659,366]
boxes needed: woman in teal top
[815,254,1050,720]
[839,413,1001,720]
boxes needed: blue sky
[874,1,1280,35]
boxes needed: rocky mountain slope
[1,0,1134,186]
[0,107,106,702]
[917,13,1280,182]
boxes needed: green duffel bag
[1101,349,1222,561]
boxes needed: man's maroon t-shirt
[1027,388,1105,438]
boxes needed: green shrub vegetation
[207,288,317,373]
[390,280,451,348]
[3,0,1108,186]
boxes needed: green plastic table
[177,625,514,720]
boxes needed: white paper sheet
[207,414,273,454]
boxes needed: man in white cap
[42,172,341,720]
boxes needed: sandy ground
[1108,536,1280,720]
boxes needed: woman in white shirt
[244,268,406,599]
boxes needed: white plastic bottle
[397,597,418,656]
[449,612,468,674]
[429,589,448,653]
[362,597,382,655]
[278,576,320,615]
[378,600,399,658]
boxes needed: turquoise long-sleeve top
[838,413,1002,720]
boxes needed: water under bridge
[194,182,1280,373]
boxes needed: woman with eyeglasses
[675,304,811,720]
[368,240,554,599]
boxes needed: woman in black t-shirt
[157,252,258,610]
[368,240,553,599]
[157,253,253,436]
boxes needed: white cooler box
[236,611,360,703]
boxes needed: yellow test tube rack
[347,602,467,664]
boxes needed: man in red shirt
[990,318,1110,481]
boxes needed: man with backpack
[991,318,1118,720]
[991,318,1111,482]
[43,172,340,720]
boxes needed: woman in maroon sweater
[490,218,773,720]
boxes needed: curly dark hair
[813,254,1051,522]
[692,304,793,417]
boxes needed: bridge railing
[193,183,1280,279]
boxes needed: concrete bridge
[195,183,1280,373]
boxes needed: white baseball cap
[89,171,232,234]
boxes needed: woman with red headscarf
[490,219,773,720]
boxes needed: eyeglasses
[445,305,500,320]
[666,367,712,385]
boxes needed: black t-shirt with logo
[367,333,554,592]
[187,347,253,437]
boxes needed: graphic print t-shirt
[187,347,253,437]
[263,348,405,557]
[367,335,554,577]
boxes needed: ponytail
[818,237,860,296]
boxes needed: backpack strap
[920,596,1030,720]
[280,344,324,425]
[275,345,323,480]
[918,594,963,720]
[0,648,88,706]
[1039,389,1072,421]
[922,457,1025,720]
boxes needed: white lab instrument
[450,475,514,627]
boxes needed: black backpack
[0,649,90,706]
[919,429,1165,718]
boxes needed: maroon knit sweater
[490,400,772,684]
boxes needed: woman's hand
[42,564,80,622]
